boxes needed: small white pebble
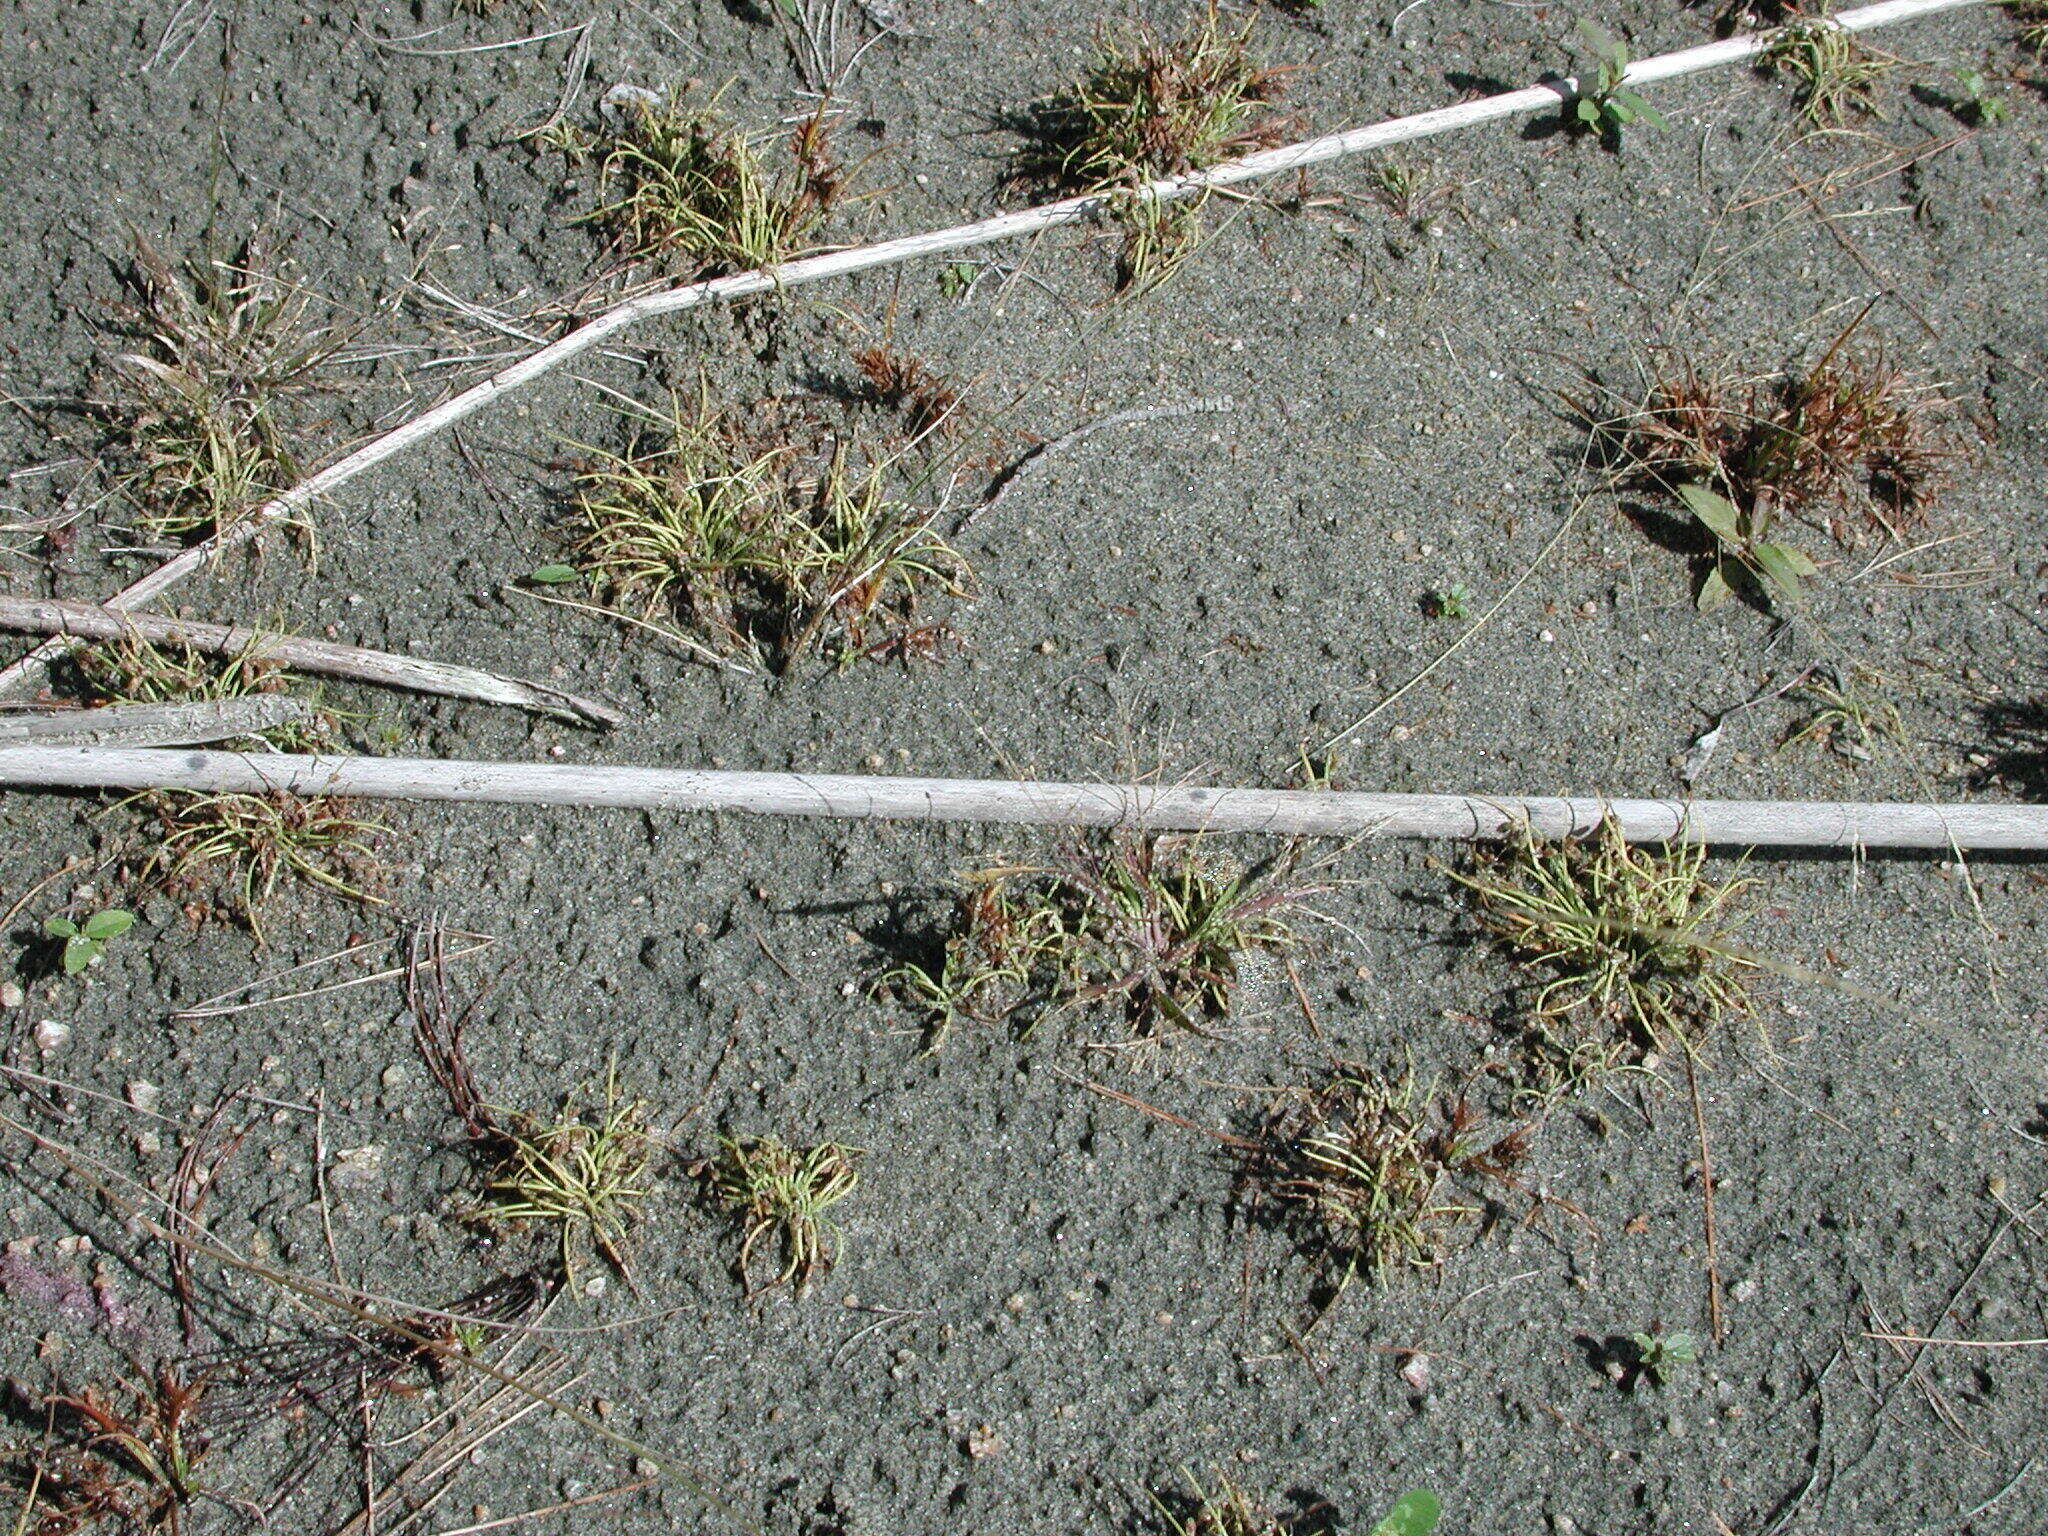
[0,980,23,1009]
[1539,629,1556,644]
[125,1080,160,1114]
[33,1019,70,1054]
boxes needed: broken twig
[0,696,313,748]
[0,596,623,728]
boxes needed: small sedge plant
[851,344,967,441]
[1248,1063,1530,1285]
[63,634,377,938]
[1452,819,1756,1059]
[2013,1,2048,53]
[698,1135,860,1295]
[478,1065,654,1283]
[1014,6,1297,287]
[558,387,967,668]
[1782,666,1907,760]
[1571,21,1668,141]
[132,791,386,939]
[1760,20,1896,124]
[881,833,1316,1049]
[1149,1469,1346,1536]
[35,1368,215,1532]
[66,633,330,749]
[554,88,848,276]
[97,235,344,542]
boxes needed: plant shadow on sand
[1973,698,2048,801]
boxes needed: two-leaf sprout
[44,909,135,975]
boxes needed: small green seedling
[937,260,978,299]
[1427,582,1470,620]
[1952,68,2009,125]
[527,563,583,584]
[1572,22,1669,138]
[1678,482,1818,611]
[1370,1490,1443,1536]
[43,910,135,974]
[1630,1329,1700,1387]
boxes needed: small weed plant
[1628,1328,1701,1388]
[1425,581,1470,620]
[1782,666,1906,760]
[479,1067,654,1282]
[1453,819,1755,1059]
[42,908,134,975]
[559,90,847,275]
[1675,482,1818,611]
[882,834,1317,1048]
[98,236,344,541]
[1571,22,1669,141]
[1950,66,2010,124]
[1015,6,1296,287]
[561,388,967,668]
[1761,21,1896,123]
[131,790,385,940]
[1248,1063,1530,1285]
[699,1135,860,1295]
[1370,1491,1444,1536]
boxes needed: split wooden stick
[0,746,2039,850]
[0,697,313,749]
[0,596,623,728]
[0,0,1989,700]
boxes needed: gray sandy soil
[1,0,2046,1532]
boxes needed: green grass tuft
[97,235,344,542]
[699,1135,860,1296]
[558,91,847,275]
[882,834,1317,1049]
[131,790,386,940]
[1761,21,1897,124]
[1248,1065,1530,1285]
[1452,819,1756,1062]
[477,1065,654,1283]
[1013,6,1296,287]
[561,387,967,668]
